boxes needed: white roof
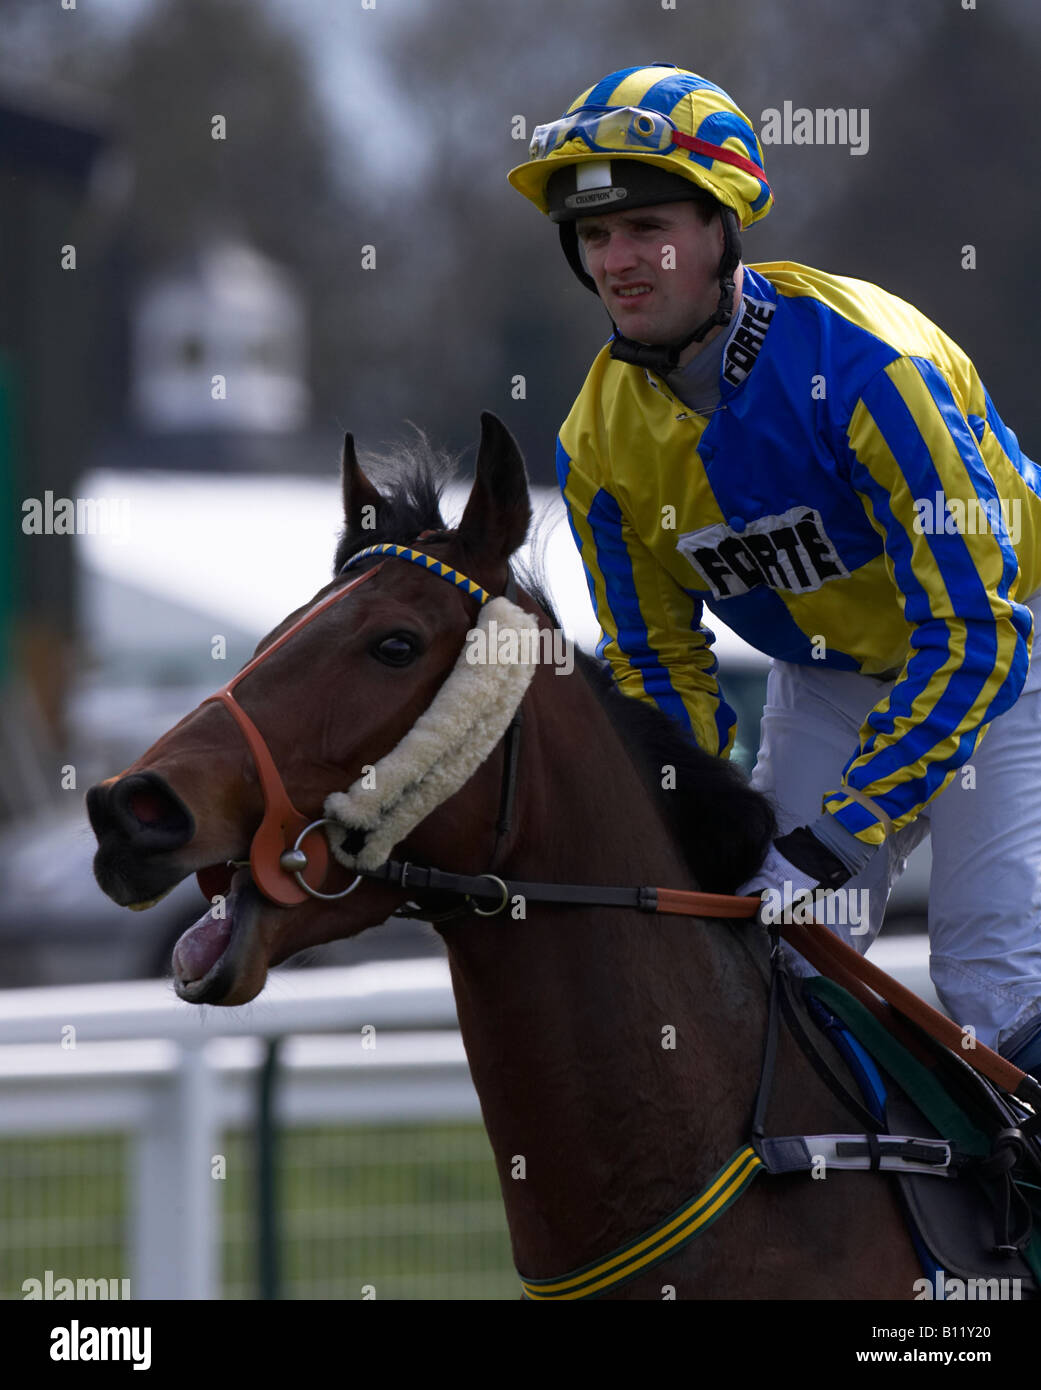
[75,469,767,670]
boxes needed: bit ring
[279,818,363,901]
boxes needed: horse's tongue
[172,911,232,983]
[173,868,252,982]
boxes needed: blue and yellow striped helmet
[508,64,772,230]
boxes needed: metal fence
[0,961,516,1300]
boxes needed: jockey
[508,63,1041,1080]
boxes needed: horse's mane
[331,445,775,893]
[517,572,775,893]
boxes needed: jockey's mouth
[612,281,654,301]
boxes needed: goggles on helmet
[527,103,770,194]
[529,105,682,161]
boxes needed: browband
[342,544,494,607]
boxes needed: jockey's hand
[736,825,851,899]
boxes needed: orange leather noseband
[195,564,384,906]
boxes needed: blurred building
[96,233,342,474]
[128,237,310,439]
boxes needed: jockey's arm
[817,355,1034,853]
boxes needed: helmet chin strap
[559,208,742,375]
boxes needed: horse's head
[86,413,534,1005]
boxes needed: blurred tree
[2,0,369,438]
[5,0,1037,475]
[108,0,357,424]
[113,0,328,262]
[807,2,1041,446]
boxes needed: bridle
[194,537,800,926]
[195,534,750,925]
[202,538,743,924]
[194,540,518,911]
[195,561,379,907]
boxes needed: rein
[364,856,1041,1109]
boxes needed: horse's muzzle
[87,771,197,906]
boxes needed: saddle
[754,967,1041,1299]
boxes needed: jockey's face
[576,200,740,358]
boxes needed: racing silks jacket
[556,262,1041,846]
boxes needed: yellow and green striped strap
[342,543,494,606]
[519,1145,764,1300]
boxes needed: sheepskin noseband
[323,595,540,872]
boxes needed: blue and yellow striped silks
[341,544,494,607]
[556,261,1041,846]
[519,1145,764,1299]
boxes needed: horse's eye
[372,634,420,667]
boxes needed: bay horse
[87,413,922,1298]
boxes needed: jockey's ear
[340,432,384,536]
[457,412,532,569]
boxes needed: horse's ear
[457,412,531,564]
[341,432,383,534]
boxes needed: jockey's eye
[371,633,421,667]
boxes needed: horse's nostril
[93,772,197,851]
[128,789,168,826]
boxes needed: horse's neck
[441,671,772,1279]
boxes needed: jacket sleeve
[555,435,738,757]
[823,354,1034,844]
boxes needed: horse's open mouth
[173,867,268,1005]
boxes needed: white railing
[0,960,477,1299]
[0,937,936,1299]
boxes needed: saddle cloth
[801,974,1041,1300]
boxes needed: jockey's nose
[602,231,640,277]
[87,771,195,854]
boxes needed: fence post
[132,1037,219,1299]
[257,1036,281,1299]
